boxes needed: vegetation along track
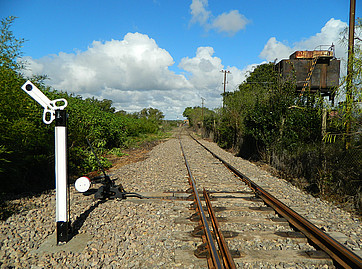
[176,129,362,268]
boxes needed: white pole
[21,81,70,244]
[55,110,69,244]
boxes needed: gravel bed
[1,131,361,268]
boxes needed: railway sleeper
[194,242,241,260]
[190,225,239,239]
[188,212,227,223]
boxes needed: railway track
[2,128,361,268]
[179,137,236,268]
[176,130,362,268]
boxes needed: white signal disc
[75,177,91,192]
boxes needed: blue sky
[1,0,359,119]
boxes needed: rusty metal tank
[275,47,340,102]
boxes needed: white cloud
[22,33,249,119]
[259,37,293,63]
[189,0,248,35]
[259,18,348,63]
[190,0,210,25]
[24,33,191,95]
[212,10,248,35]
[179,47,252,108]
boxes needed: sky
[1,0,360,119]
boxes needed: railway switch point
[76,138,146,200]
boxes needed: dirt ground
[106,140,165,172]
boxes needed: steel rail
[190,135,362,269]
[203,189,237,269]
[179,138,222,269]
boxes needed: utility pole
[220,70,231,108]
[201,97,205,127]
[346,0,356,149]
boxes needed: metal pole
[220,70,230,108]
[223,71,227,95]
[346,0,356,149]
[201,97,205,127]
[21,81,70,245]
[55,109,69,244]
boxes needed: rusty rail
[190,135,362,269]
[203,189,236,269]
[179,139,222,269]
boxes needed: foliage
[209,63,323,158]
[183,106,215,128]
[0,16,25,70]
[139,107,164,122]
[162,120,182,131]
[0,145,11,173]
[323,18,362,146]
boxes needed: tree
[139,107,164,122]
[217,62,324,160]
[324,18,362,146]
[183,106,203,127]
[182,107,193,121]
[0,16,54,192]
[114,110,127,116]
[86,97,116,113]
[0,16,25,71]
